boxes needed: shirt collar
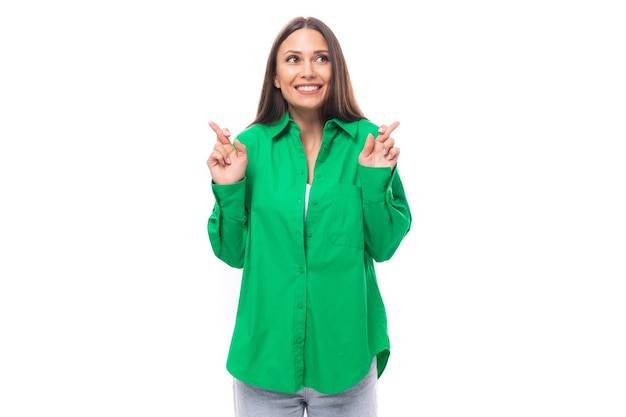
[267,113,359,140]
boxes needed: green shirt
[208,112,412,394]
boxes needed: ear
[274,77,280,89]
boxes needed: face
[274,28,332,114]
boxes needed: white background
[1,0,625,416]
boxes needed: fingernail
[225,157,231,164]
[378,127,384,133]
[225,129,231,136]
[383,148,388,155]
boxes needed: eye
[315,54,329,63]
[286,55,299,63]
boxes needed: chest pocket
[327,183,364,249]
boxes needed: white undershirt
[304,183,311,220]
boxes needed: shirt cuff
[358,165,393,204]
[211,178,247,217]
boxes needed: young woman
[207,16,412,417]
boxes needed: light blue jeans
[233,358,378,417]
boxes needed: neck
[290,110,323,148]
[290,107,323,129]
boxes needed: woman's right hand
[207,121,248,184]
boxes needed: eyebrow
[282,49,329,56]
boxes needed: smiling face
[274,28,332,116]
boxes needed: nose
[302,60,316,78]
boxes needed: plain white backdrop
[1,0,625,416]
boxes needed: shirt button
[297,302,304,309]
[312,200,318,205]
[298,267,304,274]
[295,337,303,344]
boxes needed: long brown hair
[249,16,366,127]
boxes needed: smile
[296,85,321,92]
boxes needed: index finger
[377,121,400,141]
[208,121,232,145]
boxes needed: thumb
[233,139,247,155]
[360,134,375,158]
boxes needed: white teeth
[297,86,319,91]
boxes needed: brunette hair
[249,16,366,127]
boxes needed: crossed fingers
[376,121,400,161]
[208,121,235,166]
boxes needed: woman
[207,16,412,417]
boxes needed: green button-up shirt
[208,112,412,394]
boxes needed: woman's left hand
[358,121,401,169]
